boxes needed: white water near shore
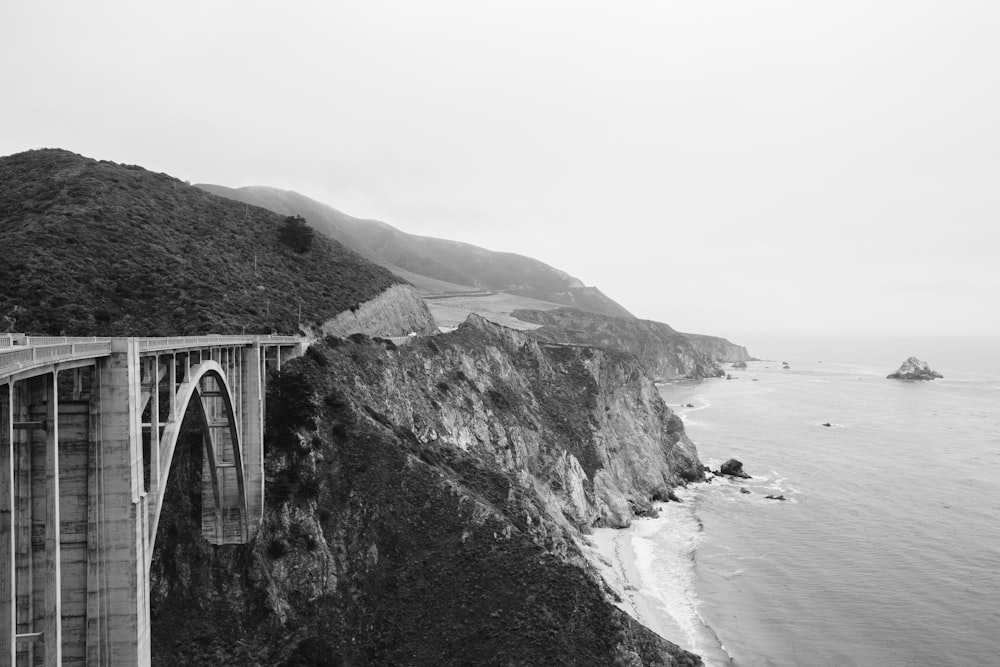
[658,340,1000,666]
[586,337,1000,666]
[582,495,735,667]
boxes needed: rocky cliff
[315,283,438,339]
[150,316,704,666]
[513,307,750,380]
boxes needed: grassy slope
[197,184,635,317]
[0,149,400,335]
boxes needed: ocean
[641,336,1000,666]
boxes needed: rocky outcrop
[334,314,704,528]
[150,315,704,666]
[316,283,438,339]
[719,458,751,479]
[887,357,943,381]
[682,332,752,366]
[512,307,750,380]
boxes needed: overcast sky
[2,1,998,342]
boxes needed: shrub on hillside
[279,215,314,253]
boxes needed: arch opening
[147,361,249,563]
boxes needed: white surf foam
[629,489,737,666]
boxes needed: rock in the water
[765,494,786,501]
[739,487,751,495]
[732,360,748,369]
[720,458,751,479]
[887,357,943,381]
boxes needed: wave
[631,489,738,666]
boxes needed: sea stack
[887,357,943,381]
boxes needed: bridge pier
[0,373,65,666]
[86,340,148,666]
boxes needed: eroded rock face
[334,314,704,529]
[150,315,705,666]
[511,307,751,380]
[887,357,943,381]
[317,283,438,339]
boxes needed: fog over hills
[197,184,634,319]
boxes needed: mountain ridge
[196,183,635,318]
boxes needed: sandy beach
[580,522,691,649]
[579,499,735,667]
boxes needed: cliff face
[336,314,703,528]
[315,283,438,339]
[513,307,750,380]
[150,316,704,666]
[681,333,752,367]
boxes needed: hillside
[197,184,634,318]
[512,307,751,380]
[0,149,402,336]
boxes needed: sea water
[647,337,1000,666]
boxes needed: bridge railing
[0,341,114,379]
[137,335,302,353]
[1,335,304,382]
[25,336,104,346]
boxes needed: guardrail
[136,335,302,353]
[24,336,103,346]
[1,335,305,382]
[0,341,114,379]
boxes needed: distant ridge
[197,184,635,319]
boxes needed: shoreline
[580,499,736,667]
[582,525,681,643]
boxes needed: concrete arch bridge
[0,334,303,666]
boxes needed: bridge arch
[148,360,248,565]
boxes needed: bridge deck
[0,335,301,384]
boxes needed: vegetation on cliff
[151,323,703,666]
[0,149,400,335]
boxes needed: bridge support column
[1,383,13,665]
[43,371,62,666]
[86,340,150,667]
[242,344,264,535]
[0,374,63,666]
